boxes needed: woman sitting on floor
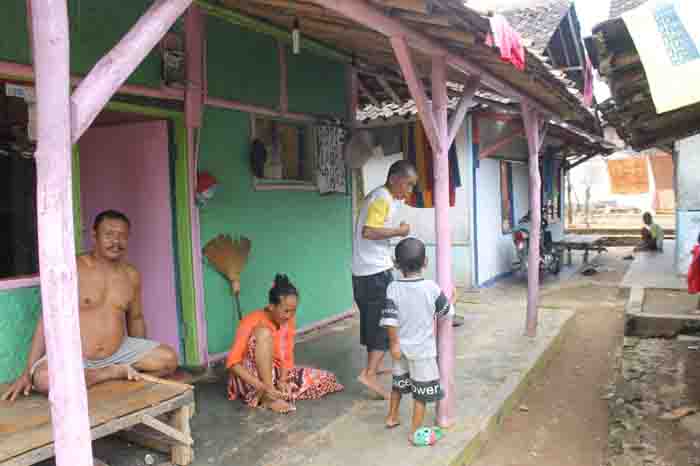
[226,274,344,413]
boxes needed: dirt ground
[472,250,629,466]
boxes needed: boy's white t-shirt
[351,186,402,277]
[379,278,454,360]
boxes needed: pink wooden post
[70,0,193,143]
[185,5,204,129]
[30,1,93,466]
[389,37,442,155]
[521,100,542,337]
[391,35,481,427]
[431,54,456,427]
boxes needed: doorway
[79,115,183,358]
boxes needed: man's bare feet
[85,364,142,387]
[358,369,389,400]
[261,397,294,414]
[385,416,400,429]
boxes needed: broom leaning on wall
[203,234,252,321]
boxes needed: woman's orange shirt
[225,309,295,370]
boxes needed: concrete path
[71,283,577,466]
[621,240,684,290]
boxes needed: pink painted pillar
[431,55,456,428]
[70,0,193,143]
[30,1,93,466]
[521,101,542,337]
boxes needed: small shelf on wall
[252,177,318,192]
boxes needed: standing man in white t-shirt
[352,160,417,399]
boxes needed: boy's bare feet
[358,369,389,400]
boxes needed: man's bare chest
[78,271,134,312]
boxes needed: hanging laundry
[583,54,594,107]
[485,14,526,71]
[403,121,461,208]
[607,156,649,195]
[316,125,347,195]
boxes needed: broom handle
[234,293,243,321]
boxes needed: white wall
[360,123,472,286]
[474,158,530,285]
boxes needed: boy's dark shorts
[352,269,393,352]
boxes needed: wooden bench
[0,380,195,466]
[553,234,608,265]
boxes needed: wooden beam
[357,77,380,106]
[423,26,475,44]
[278,41,288,112]
[170,404,194,466]
[479,125,525,159]
[392,10,450,27]
[521,99,542,337]
[371,0,429,14]
[376,75,401,103]
[390,36,441,154]
[347,65,359,124]
[29,2,93,466]
[141,415,194,446]
[185,4,204,128]
[71,0,193,142]
[447,75,479,147]
[305,0,563,118]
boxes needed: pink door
[79,120,182,358]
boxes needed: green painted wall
[0,2,31,65]
[198,107,353,355]
[0,287,41,383]
[287,50,346,117]
[206,16,280,109]
[0,1,161,88]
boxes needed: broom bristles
[203,234,251,283]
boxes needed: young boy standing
[380,237,454,446]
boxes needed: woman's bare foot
[358,369,389,400]
[261,397,294,414]
[385,416,400,429]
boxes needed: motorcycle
[512,212,561,279]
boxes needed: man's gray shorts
[30,337,160,378]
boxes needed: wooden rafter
[376,75,401,103]
[478,124,525,159]
[357,77,380,106]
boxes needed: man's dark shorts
[352,269,393,352]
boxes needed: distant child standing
[688,233,700,311]
[380,237,454,446]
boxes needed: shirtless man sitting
[2,210,178,401]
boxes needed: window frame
[249,115,318,192]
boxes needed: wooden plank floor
[0,380,190,461]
